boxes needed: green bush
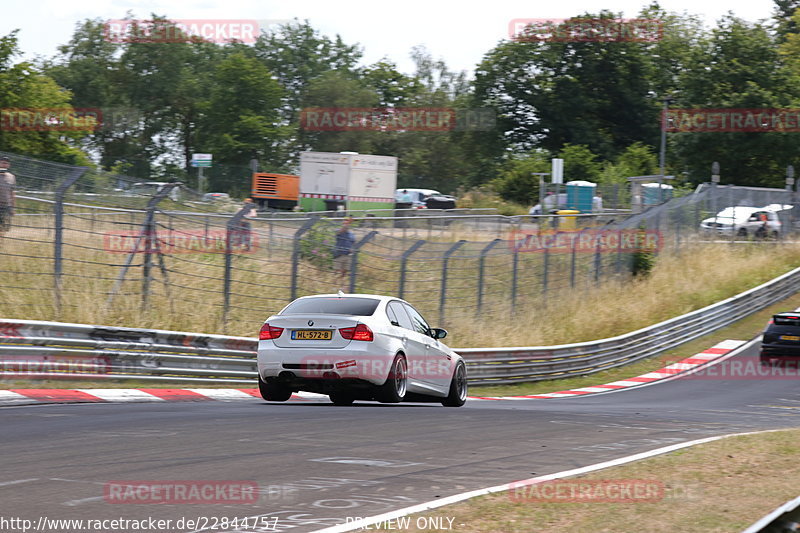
[298,220,336,269]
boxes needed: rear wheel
[258,375,292,402]
[376,355,407,403]
[441,362,468,407]
[329,392,356,406]
[737,228,748,238]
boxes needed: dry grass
[1,213,799,347]
[404,428,800,533]
[448,242,800,348]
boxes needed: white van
[700,205,788,238]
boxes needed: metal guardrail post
[440,240,466,324]
[398,240,425,299]
[290,217,318,301]
[349,231,378,293]
[53,166,87,317]
[477,239,503,313]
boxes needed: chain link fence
[1,151,797,334]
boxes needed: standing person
[236,198,257,250]
[0,156,16,236]
[333,216,356,278]
[592,191,604,213]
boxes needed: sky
[3,0,779,75]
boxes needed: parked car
[395,188,445,209]
[700,205,785,239]
[760,312,800,364]
[202,192,231,202]
[256,293,468,406]
[127,181,181,202]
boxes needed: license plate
[292,330,332,340]
[780,335,800,341]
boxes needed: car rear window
[774,315,800,326]
[280,297,380,316]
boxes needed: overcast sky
[3,0,778,75]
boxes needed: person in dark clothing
[333,216,355,277]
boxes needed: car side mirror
[430,328,447,340]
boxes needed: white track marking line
[0,390,38,405]
[310,428,785,533]
[0,478,38,488]
[74,389,164,402]
[184,389,254,400]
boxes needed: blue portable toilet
[566,181,596,212]
[642,183,673,206]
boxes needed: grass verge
[468,290,800,397]
[404,428,800,533]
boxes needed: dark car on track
[760,312,800,364]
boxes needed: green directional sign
[191,153,212,167]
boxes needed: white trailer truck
[298,151,398,213]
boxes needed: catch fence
[1,152,797,334]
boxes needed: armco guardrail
[1,266,799,386]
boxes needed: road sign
[551,158,563,184]
[191,153,212,167]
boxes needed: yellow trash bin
[556,210,580,230]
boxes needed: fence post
[53,167,87,317]
[439,240,466,324]
[594,239,602,284]
[542,243,550,294]
[511,245,520,313]
[106,183,180,309]
[222,204,255,332]
[290,217,319,301]
[477,239,503,314]
[348,231,378,293]
[570,230,578,288]
[398,240,425,299]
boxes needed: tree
[491,149,550,204]
[559,144,602,183]
[474,11,660,161]
[196,52,284,190]
[0,31,90,164]
[253,20,362,124]
[673,15,798,186]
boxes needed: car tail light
[259,323,284,340]
[339,323,373,341]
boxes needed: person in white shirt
[0,156,16,235]
[592,192,604,212]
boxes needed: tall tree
[674,15,798,185]
[0,31,89,164]
[196,51,284,190]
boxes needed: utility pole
[659,96,673,180]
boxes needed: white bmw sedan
[256,293,467,407]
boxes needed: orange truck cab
[251,173,299,210]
